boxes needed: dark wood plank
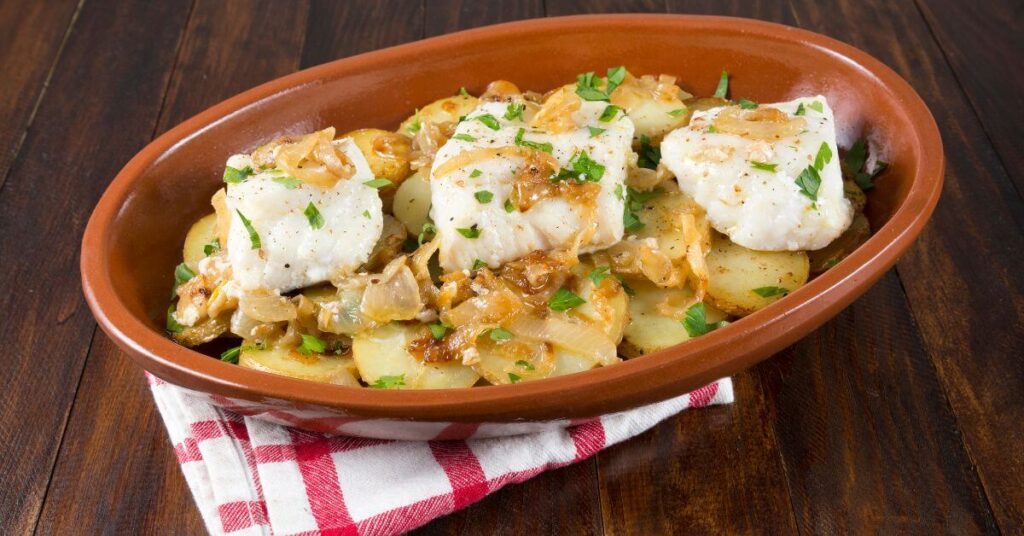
[0,0,79,189]
[301,0,425,68]
[34,1,311,532]
[0,1,192,533]
[916,0,1024,195]
[424,0,544,37]
[788,0,1024,532]
[545,0,668,15]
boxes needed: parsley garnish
[470,169,482,178]
[714,71,729,99]
[844,139,887,190]
[503,198,516,213]
[273,175,302,189]
[794,166,822,201]
[363,178,393,189]
[682,302,728,337]
[304,202,324,229]
[548,288,585,311]
[808,100,824,113]
[508,373,522,383]
[598,105,621,122]
[549,150,605,184]
[472,258,487,271]
[428,323,448,340]
[738,98,758,109]
[504,102,525,121]
[220,346,241,364]
[418,221,436,245]
[407,109,421,134]
[459,86,470,97]
[174,262,195,290]
[453,133,476,142]
[668,108,687,117]
[750,161,777,172]
[515,360,535,370]
[588,265,611,286]
[489,328,513,341]
[370,374,405,389]
[575,66,627,102]
[474,190,493,203]
[513,128,553,153]
[236,210,260,249]
[203,238,221,256]
[637,135,661,169]
[457,225,481,239]
[223,165,253,184]
[166,304,183,333]
[794,103,806,116]
[362,210,371,219]
[475,114,501,130]
[623,187,664,232]
[588,126,605,137]
[814,142,833,170]
[752,286,789,297]
[297,334,327,355]
[614,183,625,201]
[707,125,718,133]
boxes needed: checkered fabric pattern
[148,374,733,535]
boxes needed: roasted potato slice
[351,323,479,389]
[239,344,360,387]
[344,128,412,185]
[705,234,809,316]
[398,95,479,135]
[809,212,871,273]
[622,280,728,354]
[392,171,431,236]
[569,264,629,344]
[182,213,219,272]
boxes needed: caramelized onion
[713,106,806,141]
[360,257,423,323]
[239,291,297,323]
[507,314,617,366]
[529,87,580,134]
[432,146,557,179]
[258,127,357,187]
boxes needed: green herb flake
[614,183,625,201]
[794,102,806,116]
[508,373,522,384]
[456,225,481,239]
[750,161,778,172]
[470,169,483,178]
[814,142,833,171]
[474,190,494,204]
[606,66,627,94]
[503,198,516,213]
[752,286,789,298]
[459,86,470,97]
[472,258,487,271]
[622,186,663,232]
[297,334,327,355]
[824,258,840,268]
[203,238,221,256]
[707,125,718,134]
[548,288,586,311]
[428,323,448,340]
[668,108,687,117]
[714,71,729,99]
[304,202,325,230]
[489,327,514,342]
[598,104,621,122]
[574,66,626,102]
[418,221,436,245]
[504,102,525,121]
[515,360,535,370]
[588,126,606,137]
[362,210,371,219]
[220,346,241,364]
[738,98,758,109]
[550,150,606,184]
[588,265,611,286]
[371,374,406,389]
[453,133,476,142]
[513,127,553,153]
[857,161,888,190]
[682,302,727,337]
[844,140,868,178]
[236,210,261,250]
[795,165,822,201]
[223,165,253,184]
[273,175,302,189]
[407,109,421,134]
[475,113,501,130]
[809,100,824,113]
[174,262,196,289]
[166,304,183,333]
[363,178,393,189]
[637,135,661,170]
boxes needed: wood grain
[301,0,424,68]
[0,1,192,532]
[916,0,1024,194]
[545,0,668,15]
[788,0,1024,532]
[32,1,312,532]
[0,0,79,189]
[425,0,544,37]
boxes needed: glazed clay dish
[81,15,942,439]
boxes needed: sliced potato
[705,234,809,316]
[612,94,688,143]
[473,336,604,385]
[364,215,408,271]
[635,189,709,262]
[398,95,479,135]
[344,128,412,186]
[239,344,360,387]
[351,323,479,389]
[210,188,231,247]
[622,281,728,354]
[392,171,431,236]
[182,213,219,272]
[172,314,229,347]
[809,212,870,273]
[569,265,629,344]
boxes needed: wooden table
[2,0,1020,533]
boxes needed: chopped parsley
[548,288,585,311]
[235,210,261,249]
[220,346,241,364]
[489,327,514,341]
[682,302,728,337]
[794,102,806,116]
[370,374,405,389]
[297,334,327,355]
[504,102,525,121]
[418,220,436,245]
[223,165,253,184]
[363,178,393,189]
[453,133,476,142]
[515,360,535,370]
[738,98,758,109]
[588,265,611,286]
[575,66,627,102]
[668,108,687,117]
[714,71,729,99]
[203,238,221,256]
[808,100,824,113]
[304,202,324,229]
[588,126,606,137]
[472,258,487,270]
[166,304,183,333]
[598,104,621,122]
[549,150,605,183]
[456,225,481,239]
[623,187,664,232]
[844,139,887,190]
[470,169,482,178]
[407,109,421,134]
[513,127,553,153]
[428,323,448,340]
[362,210,371,219]
[508,373,522,383]
[273,175,302,189]
[475,113,501,130]
[174,262,195,290]
[752,286,789,298]
[795,165,822,201]
[750,161,778,172]
[814,141,833,171]
[459,86,470,97]
[503,198,516,213]
[707,125,718,133]
[637,135,661,170]
[474,190,493,203]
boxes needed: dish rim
[80,14,943,422]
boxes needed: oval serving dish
[81,14,942,439]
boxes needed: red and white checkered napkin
[147,374,732,535]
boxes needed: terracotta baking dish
[81,14,942,439]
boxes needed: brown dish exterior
[80,15,942,433]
